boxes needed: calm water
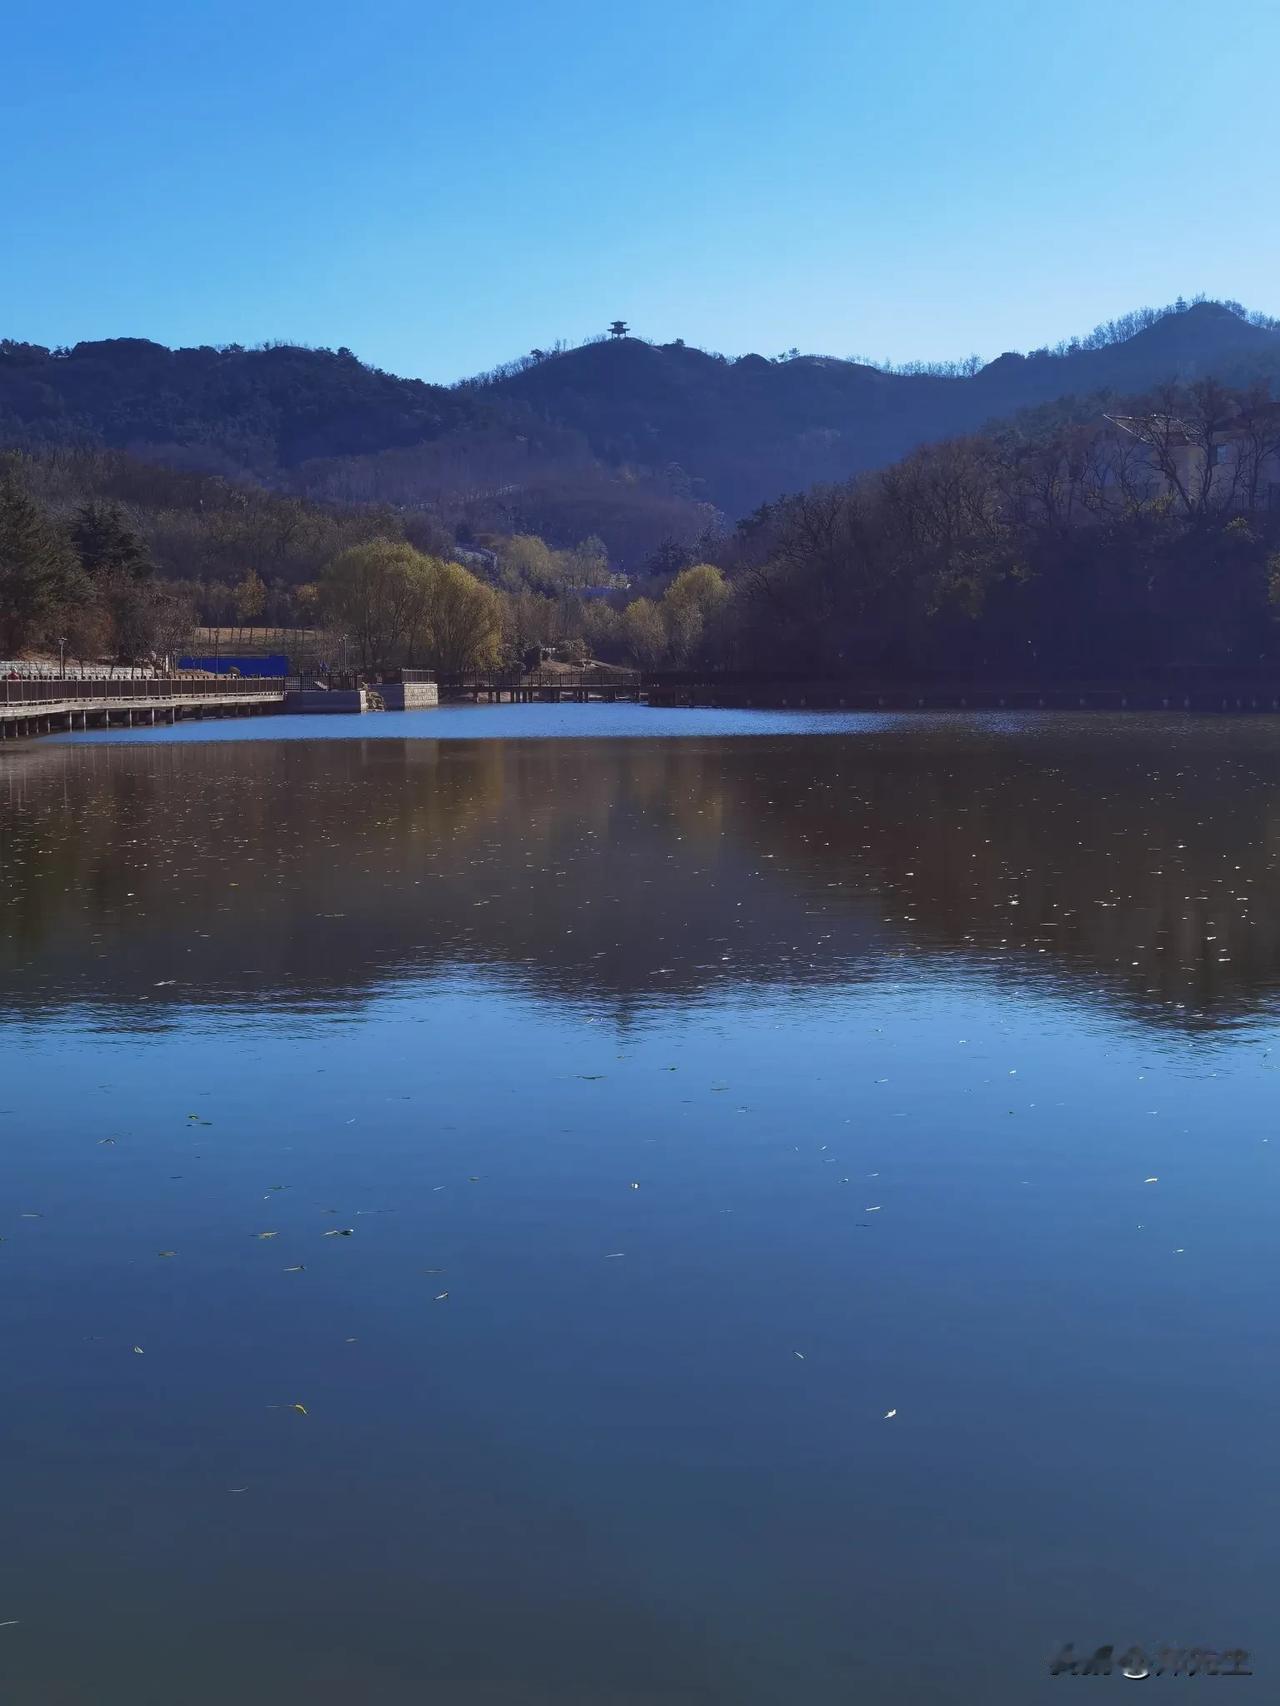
[2,705,1278,1702]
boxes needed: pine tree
[0,476,88,656]
[71,502,153,581]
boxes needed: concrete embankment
[282,683,437,713]
[283,690,367,713]
[375,682,439,709]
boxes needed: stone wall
[377,682,439,710]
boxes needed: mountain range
[4,301,1279,564]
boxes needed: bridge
[1,675,285,741]
[457,669,1280,713]
[446,669,645,702]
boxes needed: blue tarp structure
[180,655,290,676]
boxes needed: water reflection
[4,714,1280,1705]
[5,717,1280,1028]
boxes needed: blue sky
[5,0,1279,383]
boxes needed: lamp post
[59,636,67,679]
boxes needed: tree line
[316,539,733,674]
[523,376,1280,680]
[699,378,1280,678]
[0,446,618,673]
[0,474,510,675]
[0,475,195,663]
[8,377,1280,681]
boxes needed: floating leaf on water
[254,1231,278,1239]
[793,1351,806,1360]
[433,1291,449,1301]
[227,1487,248,1493]
[291,1403,308,1415]
[322,1228,354,1237]
[0,1620,20,1628]
[628,1182,640,1190]
[883,1408,898,1419]
[157,1251,176,1258]
[425,1267,446,1275]
[865,1205,882,1212]
[98,1138,116,1146]
[604,1251,625,1259]
[19,1213,42,1220]
[283,1265,305,1272]
[132,1345,144,1355]
[1144,1176,1159,1183]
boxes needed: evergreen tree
[0,476,88,656]
[70,502,153,582]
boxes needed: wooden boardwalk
[11,670,1280,740]
[446,670,645,703]
[1,677,285,741]
[441,669,1280,713]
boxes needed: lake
[1,705,1277,1702]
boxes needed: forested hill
[484,302,1280,514]
[3,301,1280,559]
[0,337,482,473]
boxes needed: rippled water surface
[2,707,1278,1702]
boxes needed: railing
[2,676,286,706]
[444,669,644,692]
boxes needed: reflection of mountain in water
[4,720,1280,1030]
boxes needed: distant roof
[1107,412,1191,443]
[1108,403,1280,445]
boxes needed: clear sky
[5,0,1279,384]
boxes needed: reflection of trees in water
[5,725,1280,1029]
[735,732,1280,1022]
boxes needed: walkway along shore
[8,670,1280,744]
[0,676,285,740]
